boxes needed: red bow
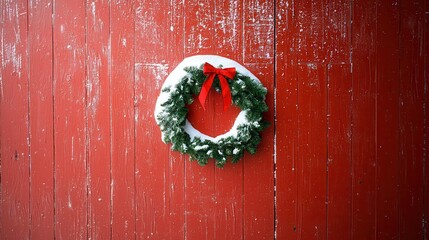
[198,62,236,111]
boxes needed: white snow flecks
[87,53,102,115]
[4,43,23,77]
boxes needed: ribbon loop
[198,62,236,111]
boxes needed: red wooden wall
[0,0,428,239]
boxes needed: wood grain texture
[351,0,377,239]
[0,0,30,239]
[183,1,216,239]
[213,1,245,239]
[110,1,136,239]
[243,1,275,239]
[297,63,327,240]
[86,0,111,239]
[275,1,299,238]
[425,8,429,240]
[134,0,185,238]
[53,0,87,239]
[327,64,352,240]
[399,0,426,238]
[28,0,54,238]
[375,1,400,239]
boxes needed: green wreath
[154,55,268,167]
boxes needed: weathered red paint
[53,1,87,239]
[0,0,427,239]
[29,0,54,239]
[86,0,111,239]
[0,0,30,239]
[110,1,136,239]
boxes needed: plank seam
[51,0,57,238]
[26,0,32,238]
[326,63,330,240]
[108,0,113,238]
[84,1,90,239]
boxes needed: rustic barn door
[1,0,428,239]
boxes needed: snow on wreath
[154,55,269,167]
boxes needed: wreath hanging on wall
[154,55,268,167]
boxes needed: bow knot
[198,62,236,111]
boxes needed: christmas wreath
[154,55,268,167]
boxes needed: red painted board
[183,0,217,239]
[28,0,54,238]
[326,64,352,239]
[243,0,274,65]
[242,64,274,240]
[165,0,186,237]
[323,0,352,63]
[325,0,352,239]
[375,1,400,239]
[86,1,111,239]
[214,0,243,59]
[274,0,299,238]
[134,0,185,238]
[324,0,351,64]
[425,12,429,240]
[110,1,136,239]
[53,0,87,239]
[297,63,327,240]
[399,1,425,238]
[242,1,274,239]
[134,2,168,239]
[351,0,377,239]
[0,0,2,236]
[294,0,326,63]
[0,0,30,239]
[184,0,214,56]
[213,0,244,239]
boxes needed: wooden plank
[28,0,54,238]
[242,0,274,239]
[0,0,30,239]
[296,63,327,240]
[212,0,244,239]
[134,2,167,239]
[53,0,87,239]
[86,1,111,239]
[326,64,352,239]
[325,0,352,239]
[0,0,2,235]
[243,0,274,64]
[351,0,377,239]
[399,1,425,238]
[134,0,185,238]
[375,1,400,239]
[165,0,186,237]
[214,0,243,59]
[425,11,429,240]
[242,64,274,240]
[183,0,217,239]
[184,0,214,56]
[110,1,136,239]
[294,0,326,63]
[274,0,299,238]
[324,0,350,64]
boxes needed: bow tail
[198,74,215,110]
[218,75,232,111]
